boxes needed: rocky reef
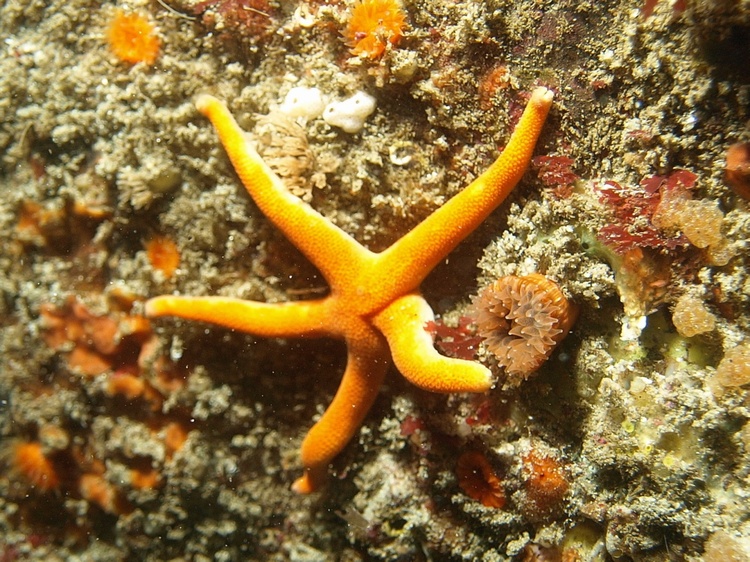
[0,0,748,559]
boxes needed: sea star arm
[373,293,493,393]
[146,87,554,494]
[374,87,554,294]
[145,296,334,337]
[292,321,390,494]
[195,94,373,287]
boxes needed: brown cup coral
[472,273,578,385]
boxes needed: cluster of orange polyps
[5,295,192,520]
[9,419,188,516]
[40,295,154,379]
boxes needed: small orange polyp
[130,467,160,490]
[145,236,180,279]
[12,441,60,492]
[344,0,406,59]
[107,372,146,400]
[107,9,160,65]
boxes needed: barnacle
[255,112,323,202]
[473,273,578,385]
[344,0,406,59]
[107,9,160,65]
[456,450,505,508]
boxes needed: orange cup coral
[107,9,160,65]
[79,473,131,514]
[344,0,406,59]
[10,441,61,492]
[456,450,506,508]
[473,273,578,385]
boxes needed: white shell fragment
[322,91,376,133]
[278,86,326,120]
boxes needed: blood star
[146,87,554,493]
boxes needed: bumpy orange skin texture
[345,0,406,58]
[107,9,160,65]
[146,88,554,493]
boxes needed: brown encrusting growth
[473,274,578,384]
[520,449,569,519]
[725,142,750,200]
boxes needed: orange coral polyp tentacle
[345,0,406,59]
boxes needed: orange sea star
[145,88,554,493]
